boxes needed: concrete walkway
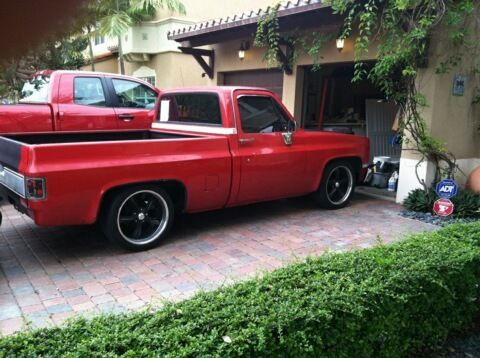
[0,194,434,335]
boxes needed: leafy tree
[0,37,89,102]
[96,0,186,74]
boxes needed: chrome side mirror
[282,120,296,146]
[282,132,293,146]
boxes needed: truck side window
[112,79,157,109]
[74,77,106,107]
[159,93,222,125]
[237,96,290,133]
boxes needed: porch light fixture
[336,38,345,52]
[239,40,250,60]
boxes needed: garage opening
[223,69,284,99]
[301,62,402,158]
[301,62,402,198]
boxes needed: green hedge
[1,223,480,357]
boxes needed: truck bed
[0,129,233,226]
[3,130,195,145]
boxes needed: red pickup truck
[0,87,369,250]
[0,70,159,133]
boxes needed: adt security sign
[436,179,458,199]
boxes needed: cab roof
[161,86,276,96]
[32,70,159,91]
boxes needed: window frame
[73,76,108,108]
[137,76,156,87]
[108,78,158,110]
[94,35,105,46]
[157,92,224,127]
[236,94,292,134]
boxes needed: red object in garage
[433,198,455,217]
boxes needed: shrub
[403,187,436,212]
[1,223,480,357]
[404,187,480,217]
[452,190,480,218]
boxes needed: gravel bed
[400,211,479,226]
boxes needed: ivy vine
[255,0,479,192]
[254,3,281,66]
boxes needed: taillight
[26,178,46,200]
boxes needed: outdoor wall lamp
[336,38,345,52]
[239,40,250,60]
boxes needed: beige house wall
[81,57,118,73]
[410,28,480,161]
[428,62,479,160]
[122,52,206,88]
[149,52,207,88]
[397,21,479,200]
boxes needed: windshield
[19,75,51,103]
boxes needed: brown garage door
[223,69,284,99]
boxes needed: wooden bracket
[277,40,294,75]
[179,47,215,79]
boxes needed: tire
[102,185,174,251]
[314,160,356,210]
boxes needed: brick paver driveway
[0,193,433,335]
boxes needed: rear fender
[93,179,188,223]
[314,157,363,189]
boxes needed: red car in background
[0,70,160,134]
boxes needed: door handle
[239,138,255,145]
[118,114,135,121]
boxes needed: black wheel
[314,161,355,209]
[102,185,174,251]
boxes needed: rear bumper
[0,184,29,218]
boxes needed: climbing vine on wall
[255,0,479,191]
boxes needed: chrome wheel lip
[116,190,169,246]
[326,165,354,205]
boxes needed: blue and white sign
[436,179,458,199]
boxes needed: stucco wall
[81,57,118,74]
[411,20,480,162]
[150,52,208,88]
[397,21,480,200]
[427,62,480,160]
[123,52,207,89]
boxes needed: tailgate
[0,136,28,198]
